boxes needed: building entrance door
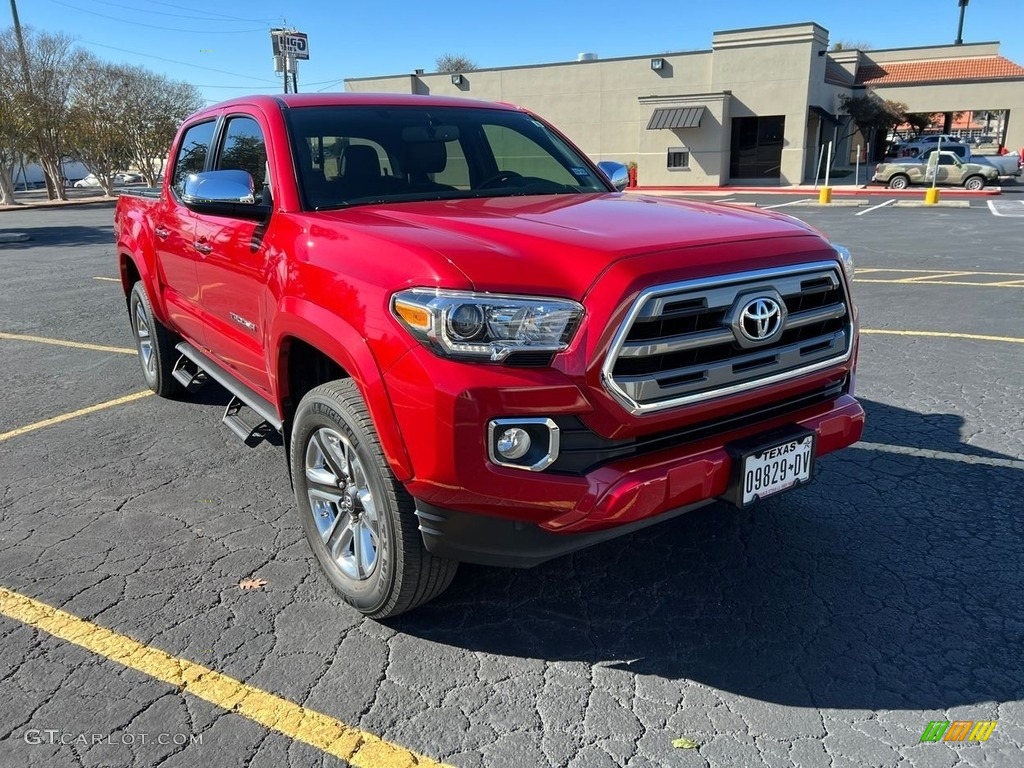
[730,116,785,179]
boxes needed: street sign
[271,31,309,60]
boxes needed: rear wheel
[129,281,181,397]
[963,175,985,191]
[290,379,457,618]
[887,175,910,190]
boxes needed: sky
[8,0,1023,105]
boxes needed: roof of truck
[194,92,525,117]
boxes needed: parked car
[965,152,1022,178]
[73,172,142,188]
[114,93,864,618]
[895,134,963,158]
[872,152,999,189]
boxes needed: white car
[73,172,142,188]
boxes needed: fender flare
[271,298,415,482]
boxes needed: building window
[667,148,689,169]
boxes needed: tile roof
[856,56,1024,85]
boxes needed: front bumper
[383,346,864,565]
[410,394,863,566]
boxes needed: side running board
[175,342,283,447]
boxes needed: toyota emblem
[739,297,783,342]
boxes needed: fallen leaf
[238,578,267,590]
[672,737,700,750]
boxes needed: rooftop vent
[577,52,598,62]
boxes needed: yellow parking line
[854,268,1024,277]
[0,391,153,443]
[0,587,449,768]
[0,332,135,355]
[93,276,121,282]
[861,329,1024,344]
[899,272,970,282]
[854,279,1024,289]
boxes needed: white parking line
[987,200,1024,217]
[855,198,897,216]
[762,199,813,209]
[854,442,1024,471]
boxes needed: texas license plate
[733,431,815,507]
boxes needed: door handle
[193,241,213,255]
[154,226,170,239]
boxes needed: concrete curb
[0,197,117,212]
[893,200,971,208]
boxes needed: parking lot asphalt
[1,200,1022,768]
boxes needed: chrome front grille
[602,261,853,414]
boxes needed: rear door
[193,113,274,395]
[155,119,217,345]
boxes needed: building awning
[810,106,841,126]
[646,106,706,130]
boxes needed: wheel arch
[272,303,415,483]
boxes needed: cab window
[216,116,270,188]
[171,120,216,197]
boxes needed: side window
[482,124,578,185]
[171,120,216,197]
[938,155,956,166]
[217,116,269,187]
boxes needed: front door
[194,114,274,396]
[157,119,218,346]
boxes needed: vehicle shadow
[392,398,1023,711]
[0,221,115,248]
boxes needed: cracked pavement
[0,201,1022,767]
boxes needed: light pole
[955,0,969,45]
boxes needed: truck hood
[315,193,823,298]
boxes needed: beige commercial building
[346,22,1024,187]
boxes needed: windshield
[285,105,610,210]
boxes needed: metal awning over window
[810,106,841,126]
[646,106,706,130]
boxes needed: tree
[838,93,907,161]
[20,29,80,200]
[435,53,477,73]
[118,67,203,186]
[64,57,137,196]
[830,40,872,51]
[0,28,30,204]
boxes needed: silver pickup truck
[919,147,1021,177]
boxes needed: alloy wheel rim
[134,302,155,376]
[304,427,380,581]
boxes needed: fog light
[487,417,560,471]
[496,427,531,460]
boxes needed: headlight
[833,243,855,281]
[392,288,584,362]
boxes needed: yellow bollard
[818,187,832,204]
[924,187,940,205]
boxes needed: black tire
[887,175,910,190]
[129,281,181,398]
[963,176,985,191]
[290,379,457,618]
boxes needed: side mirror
[181,170,269,219]
[597,161,630,192]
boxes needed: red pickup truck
[114,94,864,618]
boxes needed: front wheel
[887,175,910,190]
[963,176,985,191]
[129,281,181,398]
[290,379,457,618]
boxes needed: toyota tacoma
[114,94,864,618]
